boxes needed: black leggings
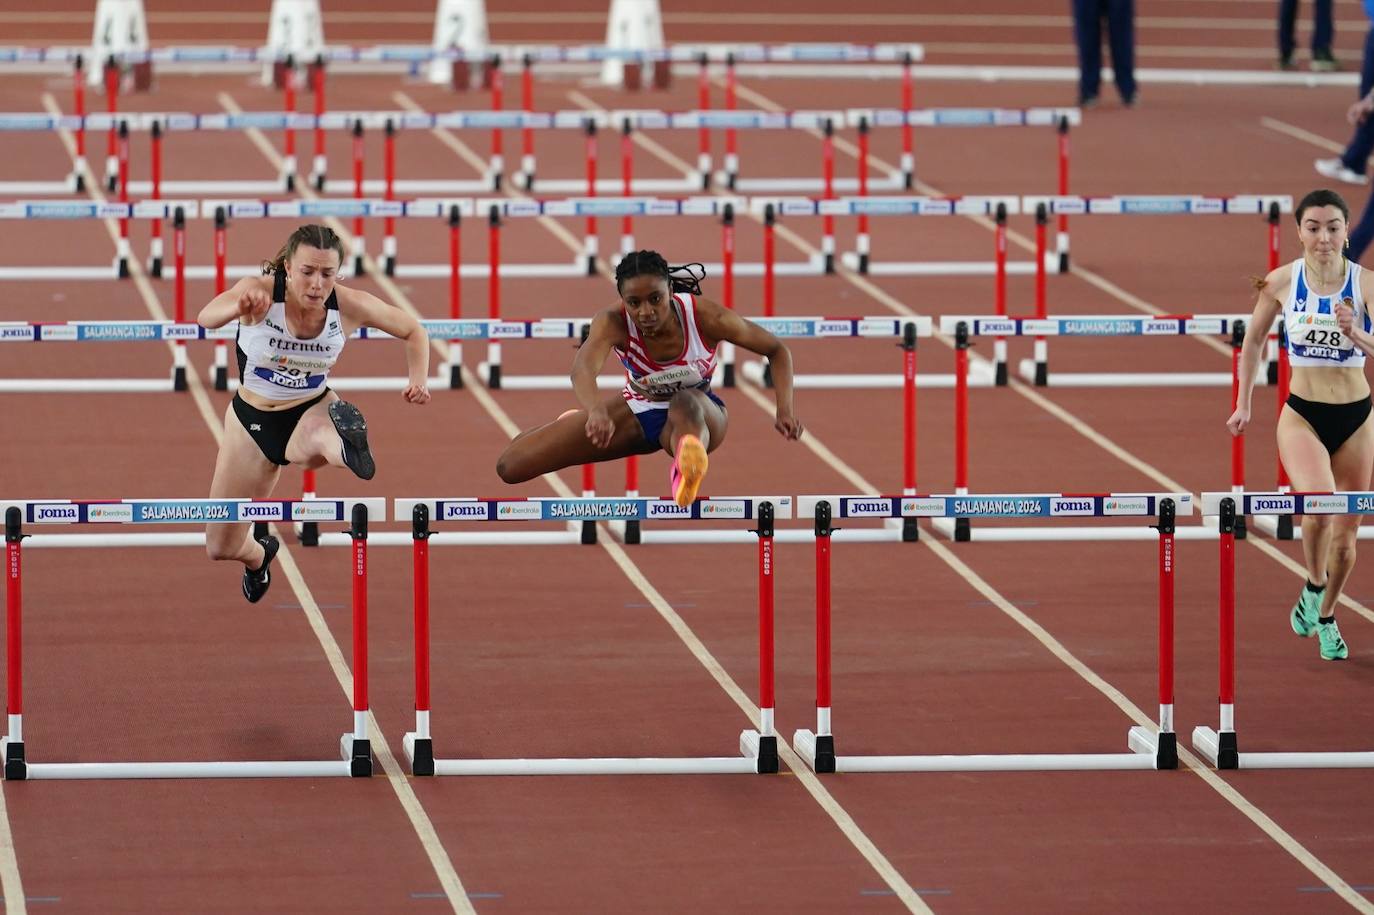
[232,389,331,465]
[1286,393,1373,456]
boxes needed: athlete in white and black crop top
[1228,190,1373,660]
[196,224,432,604]
[496,250,804,508]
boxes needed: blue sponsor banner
[752,319,819,337]
[541,499,647,521]
[949,496,1053,517]
[131,500,238,523]
[76,323,160,341]
[934,109,997,126]
[1057,319,1145,336]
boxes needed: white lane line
[217,91,478,915]
[1260,116,1347,153]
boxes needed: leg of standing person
[1348,192,1374,261]
[1104,0,1137,105]
[1311,0,1338,69]
[1315,26,1374,184]
[1071,0,1104,105]
[1278,0,1300,69]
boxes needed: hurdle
[1193,493,1374,769]
[0,499,381,778]
[397,496,780,775]
[790,494,1182,773]
[0,199,193,281]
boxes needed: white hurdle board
[394,495,783,775]
[789,493,1183,774]
[0,497,382,779]
[1193,492,1374,769]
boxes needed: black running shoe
[329,400,375,480]
[242,535,280,604]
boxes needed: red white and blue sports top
[1284,258,1370,369]
[613,292,717,414]
[236,270,347,400]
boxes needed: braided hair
[614,250,706,297]
[261,224,346,276]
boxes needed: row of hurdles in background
[0,492,1360,779]
[0,306,1307,545]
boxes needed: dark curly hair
[614,249,705,296]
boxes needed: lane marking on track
[1260,117,1347,153]
[294,90,932,914]
[216,92,477,915]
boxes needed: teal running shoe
[1318,619,1349,661]
[1291,586,1322,638]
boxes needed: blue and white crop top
[1284,258,1370,368]
[236,270,347,400]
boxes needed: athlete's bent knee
[496,451,532,485]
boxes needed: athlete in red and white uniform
[497,250,803,506]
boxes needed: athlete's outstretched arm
[696,298,803,440]
[339,287,431,404]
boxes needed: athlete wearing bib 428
[1230,189,1374,660]
[198,224,431,604]
[497,250,803,507]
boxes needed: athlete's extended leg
[1313,415,1374,658]
[284,392,378,479]
[497,396,650,484]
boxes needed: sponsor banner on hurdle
[848,107,1081,128]
[0,321,237,342]
[1201,491,1374,516]
[1022,195,1293,216]
[798,493,1192,519]
[397,496,792,523]
[938,314,1251,337]
[751,196,1021,218]
[2,498,386,525]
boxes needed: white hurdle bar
[791,494,1181,773]
[0,498,383,779]
[396,496,781,775]
[1194,492,1374,769]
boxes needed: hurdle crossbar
[790,495,1181,773]
[1193,493,1374,769]
[1,499,383,779]
[396,497,780,775]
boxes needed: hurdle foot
[1191,726,1239,770]
[1034,363,1048,386]
[299,521,319,547]
[586,256,597,276]
[1058,252,1070,273]
[720,363,735,389]
[624,520,641,545]
[740,730,779,774]
[149,256,163,279]
[105,175,117,193]
[214,365,228,392]
[1277,514,1294,540]
[954,518,971,542]
[761,362,774,389]
[1267,360,1279,385]
[824,253,835,275]
[285,173,296,193]
[1128,726,1177,770]
[117,257,129,279]
[172,365,187,392]
[341,734,373,777]
[858,253,869,275]
[580,520,597,544]
[313,174,326,192]
[385,255,396,277]
[2,739,27,781]
[1234,516,1247,541]
[73,172,86,192]
[903,172,913,190]
[902,518,919,542]
[995,361,1008,386]
[404,732,435,776]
